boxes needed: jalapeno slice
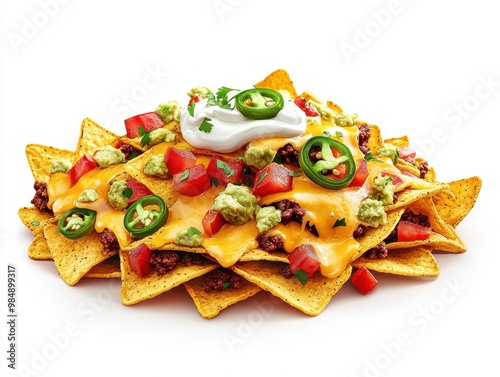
[299,136,356,189]
[124,195,168,238]
[57,208,97,240]
[235,88,284,120]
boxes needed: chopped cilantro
[180,169,189,182]
[122,187,133,199]
[138,126,151,147]
[295,270,308,285]
[216,159,235,177]
[333,218,346,228]
[188,100,196,116]
[199,117,214,133]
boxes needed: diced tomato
[288,244,320,278]
[351,266,378,295]
[164,147,197,175]
[128,243,152,278]
[348,158,369,187]
[397,221,431,242]
[206,155,244,185]
[294,97,320,117]
[67,154,97,186]
[126,178,153,203]
[188,95,201,107]
[172,164,211,196]
[124,112,164,138]
[381,171,404,187]
[202,209,226,237]
[397,146,416,160]
[252,162,293,196]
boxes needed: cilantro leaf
[216,159,235,177]
[199,117,214,133]
[295,270,308,285]
[188,100,196,116]
[138,126,151,147]
[333,218,346,228]
[122,187,133,199]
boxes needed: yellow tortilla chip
[231,261,352,316]
[366,124,383,154]
[74,118,120,159]
[25,144,75,183]
[239,249,289,263]
[254,68,298,99]
[18,206,54,236]
[120,250,218,305]
[184,270,262,319]
[27,234,52,260]
[85,255,121,278]
[352,247,440,277]
[44,224,114,286]
[433,176,482,228]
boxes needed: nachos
[18,69,481,318]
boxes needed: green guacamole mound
[211,184,259,225]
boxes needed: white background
[1,1,498,376]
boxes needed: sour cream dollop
[179,95,306,153]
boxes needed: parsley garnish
[188,100,196,116]
[199,117,214,133]
[289,170,302,178]
[31,221,40,227]
[222,281,231,289]
[295,270,308,285]
[138,126,151,147]
[336,131,343,138]
[333,218,346,228]
[364,152,382,162]
[216,159,235,177]
[258,171,267,184]
[122,187,133,199]
[206,86,239,109]
[180,169,189,182]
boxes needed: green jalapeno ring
[124,194,168,238]
[235,88,284,120]
[57,208,97,240]
[299,136,356,190]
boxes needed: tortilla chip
[85,254,121,278]
[18,206,54,236]
[433,176,482,228]
[366,124,383,154]
[239,249,289,263]
[44,224,114,286]
[25,144,75,183]
[28,234,52,260]
[230,261,352,316]
[74,118,120,159]
[352,247,440,277]
[184,270,262,319]
[120,250,218,305]
[254,69,298,99]
[385,135,410,147]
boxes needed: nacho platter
[18,69,481,318]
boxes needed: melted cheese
[47,164,131,248]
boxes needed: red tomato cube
[206,156,244,185]
[124,112,164,138]
[252,162,293,197]
[67,154,97,186]
[128,243,152,277]
[288,244,320,278]
[351,266,378,295]
[164,147,197,175]
[397,221,431,242]
[126,179,153,203]
[172,164,211,196]
[348,159,369,187]
[202,209,226,237]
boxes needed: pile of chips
[18,70,481,318]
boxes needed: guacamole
[155,100,181,123]
[143,154,169,178]
[108,181,129,210]
[50,159,72,174]
[357,198,387,227]
[377,144,399,163]
[370,174,396,205]
[77,188,98,203]
[244,146,276,170]
[256,206,281,233]
[309,99,358,127]
[211,184,259,225]
[93,145,126,168]
[187,86,211,99]
[148,128,177,146]
[175,227,203,247]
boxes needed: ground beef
[353,224,368,240]
[98,229,120,255]
[357,123,371,155]
[273,199,306,224]
[280,264,294,279]
[150,250,180,275]
[418,161,429,179]
[364,241,389,259]
[203,268,244,292]
[31,181,52,213]
[256,233,285,252]
[277,143,300,167]
[118,142,142,160]
[182,252,213,266]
